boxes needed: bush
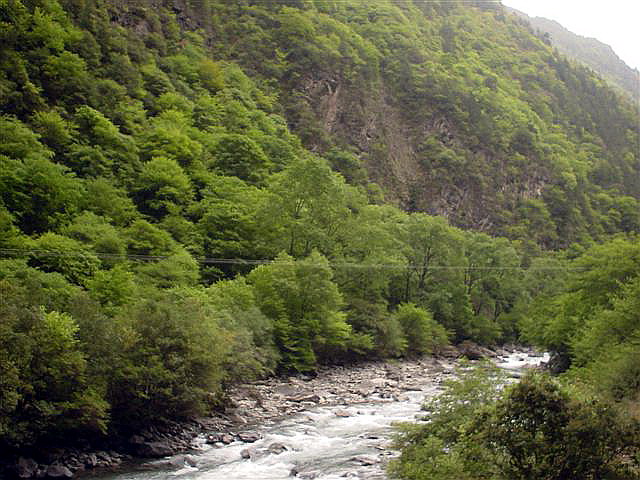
[107,289,231,430]
[0,304,108,449]
[393,303,449,355]
[487,375,640,480]
[391,369,640,480]
[391,362,503,480]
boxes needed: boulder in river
[134,441,175,458]
[286,392,320,403]
[267,442,288,454]
[238,432,261,443]
[351,454,379,466]
[45,464,74,478]
[458,341,495,360]
[16,457,38,478]
[437,345,461,359]
[334,409,352,417]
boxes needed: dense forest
[0,0,638,474]
[508,7,640,102]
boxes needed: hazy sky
[501,0,640,71]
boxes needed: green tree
[62,212,126,267]
[0,304,108,448]
[393,303,449,355]
[212,133,271,184]
[133,156,193,218]
[248,251,351,371]
[107,289,231,429]
[260,156,363,258]
[0,116,83,233]
[28,232,100,285]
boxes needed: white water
[93,353,548,480]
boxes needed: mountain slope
[201,0,640,247]
[507,7,640,102]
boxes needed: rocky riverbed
[4,343,544,479]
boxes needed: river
[92,353,548,480]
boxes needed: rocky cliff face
[109,0,639,244]
[291,69,553,233]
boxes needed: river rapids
[92,353,548,480]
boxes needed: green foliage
[82,178,138,226]
[392,369,640,480]
[62,212,126,267]
[261,155,363,258]
[522,236,640,370]
[0,303,108,449]
[28,232,100,284]
[212,133,271,184]
[133,156,193,218]
[486,375,640,480]
[391,362,504,480]
[207,278,279,381]
[249,251,351,371]
[0,116,83,233]
[107,289,231,428]
[392,303,449,355]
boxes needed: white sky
[501,0,640,71]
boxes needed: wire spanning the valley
[0,248,587,271]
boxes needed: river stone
[334,409,352,417]
[205,433,222,444]
[401,383,422,391]
[287,392,320,403]
[351,455,379,466]
[129,434,145,445]
[240,448,252,460]
[17,457,38,478]
[297,472,319,479]
[437,345,460,359]
[457,341,489,360]
[267,442,288,454]
[135,441,175,458]
[238,432,261,443]
[46,464,74,478]
[85,453,98,468]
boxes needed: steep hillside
[507,7,640,102]
[2,0,639,249]
[199,0,639,247]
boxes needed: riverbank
[3,344,542,479]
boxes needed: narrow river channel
[93,353,548,480]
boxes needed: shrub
[391,369,640,480]
[393,303,449,355]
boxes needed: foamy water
[94,352,546,480]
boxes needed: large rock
[135,441,175,458]
[286,391,320,403]
[458,341,494,360]
[17,457,38,478]
[351,455,379,466]
[45,465,73,478]
[545,351,570,374]
[205,433,223,444]
[334,409,352,417]
[238,432,261,443]
[267,442,288,455]
[437,345,461,359]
